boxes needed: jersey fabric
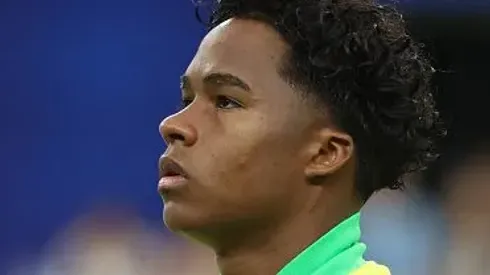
[350,261,391,275]
[277,212,390,275]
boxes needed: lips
[158,156,189,193]
[159,156,188,178]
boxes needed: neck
[214,207,359,275]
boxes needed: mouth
[158,156,189,194]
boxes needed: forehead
[186,18,288,88]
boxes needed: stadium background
[1,0,489,274]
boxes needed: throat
[214,209,364,275]
[214,217,335,275]
[215,233,304,275]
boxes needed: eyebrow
[180,72,251,92]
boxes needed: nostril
[169,133,185,142]
[160,116,197,146]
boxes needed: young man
[157,0,445,274]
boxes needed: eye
[215,95,242,109]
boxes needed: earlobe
[304,129,354,179]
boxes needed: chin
[162,201,204,232]
[162,202,231,248]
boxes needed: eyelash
[180,98,192,109]
[215,95,242,109]
[179,95,242,110]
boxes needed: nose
[159,112,198,147]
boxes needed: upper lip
[159,156,188,179]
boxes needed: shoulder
[349,261,391,275]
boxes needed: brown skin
[159,18,361,275]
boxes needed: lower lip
[158,175,187,191]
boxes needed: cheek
[206,119,301,202]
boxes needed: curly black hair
[195,0,446,201]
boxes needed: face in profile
[158,18,330,238]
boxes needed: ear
[304,128,354,178]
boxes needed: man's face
[159,19,320,235]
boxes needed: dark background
[2,0,489,271]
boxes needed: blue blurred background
[2,0,490,274]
